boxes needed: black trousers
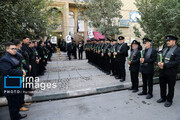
[6,95,21,120]
[142,73,153,95]
[99,56,103,69]
[73,51,77,59]
[117,61,126,79]
[159,73,176,102]
[19,93,25,108]
[113,60,118,76]
[111,58,116,75]
[88,52,91,62]
[67,51,71,60]
[105,57,110,73]
[48,51,52,61]
[35,62,39,76]
[78,50,83,59]
[102,56,106,71]
[130,71,139,90]
[107,58,110,73]
[39,60,45,75]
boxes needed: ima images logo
[4,75,57,90]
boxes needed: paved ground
[0,50,143,105]
[34,51,137,96]
[1,81,180,120]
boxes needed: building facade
[50,0,145,44]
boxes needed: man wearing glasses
[0,42,27,120]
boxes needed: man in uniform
[115,36,129,82]
[103,38,111,75]
[127,40,141,93]
[89,38,95,64]
[67,41,72,60]
[157,35,180,107]
[37,41,47,75]
[95,40,100,66]
[72,40,77,59]
[138,38,157,99]
[21,36,31,76]
[45,39,53,61]
[110,39,118,76]
[99,39,106,71]
[42,42,48,66]
[84,40,90,60]
[77,41,84,60]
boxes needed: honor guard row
[85,35,180,107]
[85,36,129,82]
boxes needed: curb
[0,76,179,106]
[0,95,32,107]
[32,81,143,102]
[32,77,161,103]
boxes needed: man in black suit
[157,35,180,107]
[21,36,31,75]
[99,39,106,70]
[110,39,118,76]
[77,41,84,60]
[138,38,157,99]
[37,41,46,75]
[103,38,111,75]
[13,39,31,112]
[128,40,141,93]
[0,42,27,120]
[115,36,129,82]
[67,42,72,60]
[72,40,77,59]
[84,40,90,60]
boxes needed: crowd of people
[0,34,180,120]
[60,39,85,60]
[0,36,55,120]
[84,35,180,107]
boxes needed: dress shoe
[157,98,166,103]
[25,91,34,96]
[146,94,153,99]
[110,74,114,76]
[115,76,120,79]
[138,92,147,95]
[23,103,31,106]
[120,79,125,82]
[132,89,139,93]
[164,101,172,107]
[20,107,29,111]
[20,114,27,119]
[31,88,36,91]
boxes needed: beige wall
[50,0,145,43]
[115,0,145,44]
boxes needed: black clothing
[159,46,180,102]
[140,47,157,95]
